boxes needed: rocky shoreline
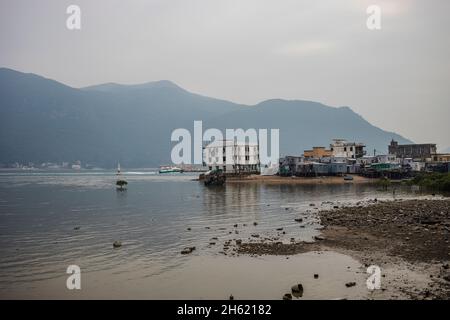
[232,198,450,299]
[318,199,450,263]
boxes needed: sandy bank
[226,174,375,185]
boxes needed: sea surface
[0,170,430,299]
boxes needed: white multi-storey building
[203,140,260,173]
[330,139,366,159]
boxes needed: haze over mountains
[0,68,412,168]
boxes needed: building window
[344,147,347,151]
[245,156,249,161]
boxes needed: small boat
[343,175,354,181]
[159,166,184,174]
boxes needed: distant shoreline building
[431,153,450,163]
[280,137,448,177]
[303,147,332,159]
[203,140,260,173]
[330,139,366,159]
[388,139,437,161]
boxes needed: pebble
[181,246,196,254]
[113,241,122,248]
[291,284,304,298]
[283,293,292,300]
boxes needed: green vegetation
[408,172,450,191]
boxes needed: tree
[116,179,128,190]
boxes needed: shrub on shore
[408,172,450,191]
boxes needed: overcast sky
[1,0,449,150]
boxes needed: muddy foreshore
[226,174,374,185]
[234,198,450,299]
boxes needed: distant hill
[0,68,412,168]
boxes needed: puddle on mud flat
[4,251,372,300]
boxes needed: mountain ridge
[0,68,412,167]
[82,79,185,93]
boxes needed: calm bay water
[0,170,425,299]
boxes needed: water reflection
[202,183,261,219]
[115,188,128,206]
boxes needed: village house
[278,156,304,176]
[432,153,450,162]
[356,156,377,166]
[375,154,398,164]
[330,139,366,159]
[303,146,332,159]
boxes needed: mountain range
[0,68,412,168]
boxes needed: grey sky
[1,0,449,150]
